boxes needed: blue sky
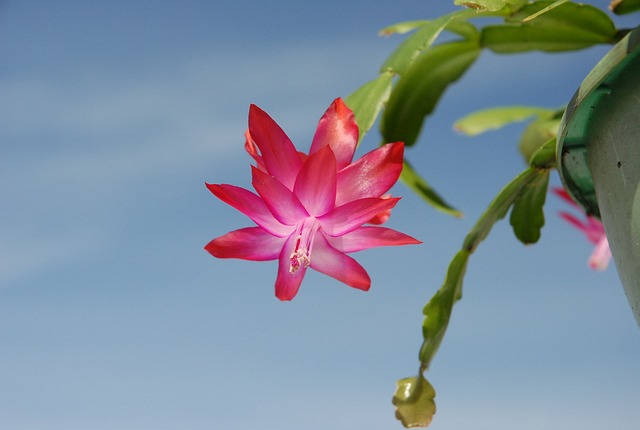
[1,1,639,429]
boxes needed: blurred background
[1,1,639,429]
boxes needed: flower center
[289,218,320,274]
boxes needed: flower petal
[244,129,267,172]
[310,233,370,291]
[275,233,307,301]
[558,211,590,233]
[552,187,579,207]
[555,187,610,271]
[336,142,404,205]
[367,194,393,225]
[252,166,309,226]
[325,226,421,253]
[588,236,612,271]
[205,227,284,261]
[318,197,400,237]
[249,104,303,189]
[246,128,309,173]
[206,183,291,237]
[309,98,358,170]
[293,145,337,217]
[368,210,391,225]
[558,211,605,245]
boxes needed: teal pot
[558,28,640,325]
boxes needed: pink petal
[249,104,303,189]
[293,145,337,217]
[588,236,612,271]
[309,98,359,171]
[584,217,607,241]
[558,211,590,233]
[558,211,604,245]
[555,188,610,271]
[552,187,579,208]
[318,197,400,237]
[251,166,309,226]
[368,211,391,225]
[367,194,392,225]
[275,233,307,301]
[325,226,421,253]
[310,233,371,291]
[246,128,309,173]
[244,129,267,172]
[206,183,291,237]
[205,227,284,261]
[336,142,404,205]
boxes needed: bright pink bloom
[552,187,611,271]
[206,98,421,300]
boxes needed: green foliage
[416,163,552,377]
[364,1,638,427]
[509,169,550,243]
[610,0,640,14]
[528,136,558,168]
[409,162,554,429]
[453,0,526,12]
[381,40,481,147]
[454,105,561,164]
[481,1,617,52]
[416,156,558,374]
[345,72,393,144]
[462,167,543,252]
[379,16,481,40]
[400,161,462,217]
[521,0,569,21]
[392,374,437,428]
[379,20,430,36]
[454,105,554,136]
[444,19,481,40]
[519,114,562,163]
[380,11,471,75]
[419,249,469,367]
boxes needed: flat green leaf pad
[393,374,437,428]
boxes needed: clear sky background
[1,1,639,429]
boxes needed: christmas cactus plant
[206,0,639,427]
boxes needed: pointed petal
[206,183,291,237]
[552,187,580,208]
[584,217,607,243]
[318,197,400,236]
[293,145,337,217]
[246,128,305,172]
[249,104,303,189]
[558,211,590,233]
[310,233,370,291]
[309,98,358,170]
[325,226,421,253]
[558,211,604,245]
[244,129,267,172]
[367,196,392,225]
[588,236,612,271]
[367,210,391,225]
[336,142,404,205]
[252,166,309,226]
[275,233,307,301]
[205,227,284,261]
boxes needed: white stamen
[288,219,319,274]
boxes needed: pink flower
[205,98,421,300]
[552,187,612,271]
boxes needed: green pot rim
[557,27,640,218]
